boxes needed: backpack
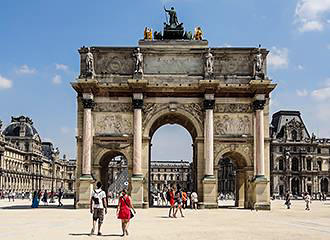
[92,190,101,204]
[166,191,171,201]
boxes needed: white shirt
[92,189,106,209]
[191,192,198,202]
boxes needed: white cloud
[52,74,62,84]
[268,47,289,69]
[16,64,36,74]
[311,87,330,100]
[55,63,69,72]
[310,78,330,100]
[60,127,70,134]
[299,20,323,32]
[0,75,12,89]
[295,0,330,32]
[296,89,308,97]
[297,64,304,70]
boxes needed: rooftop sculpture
[153,7,194,40]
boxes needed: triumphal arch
[72,9,276,210]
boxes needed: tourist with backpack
[90,182,107,236]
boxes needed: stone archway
[99,151,128,199]
[217,151,249,208]
[143,110,202,206]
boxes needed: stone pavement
[1,199,330,240]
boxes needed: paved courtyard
[1,199,330,240]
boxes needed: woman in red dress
[117,189,135,236]
[168,186,176,218]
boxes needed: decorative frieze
[93,103,132,112]
[214,103,252,113]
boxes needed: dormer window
[291,130,298,141]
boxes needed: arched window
[317,160,322,171]
[307,159,312,171]
[279,159,284,171]
[292,158,299,171]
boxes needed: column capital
[252,99,266,111]
[132,99,144,109]
[203,99,215,110]
[82,98,96,109]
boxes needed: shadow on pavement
[1,205,75,210]
[69,233,123,237]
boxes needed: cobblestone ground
[1,199,330,240]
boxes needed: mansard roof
[271,110,310,140]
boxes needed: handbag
[122,196,135,219]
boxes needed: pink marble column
[81,96,95,177]
[253,99,266,177]
[204,95,215,177]
[132,94,143,176]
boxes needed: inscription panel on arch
[144,55,203,74]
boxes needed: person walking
[168,186,175,218]
[191,191,198,210]
[42,190,48,205]
[31,191,39,208]
[182,190,187,209]
[284,191,291,209]
[90,182,107,236]
[57,188,63,207]
[173,187,184,218]
[117,189,135,237]
[304,192,311,211]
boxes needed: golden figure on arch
[144,27,153,40]
[194,26,203,40]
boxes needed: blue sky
[1,0,330,160]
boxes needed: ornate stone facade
[270,111,330,198]
[0,116,76,195]
[150,160,193,193]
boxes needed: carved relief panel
[94,113,133,136]
[93,51,134,75]
[214,53,253,76]
[214,114,252,136]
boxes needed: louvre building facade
[270,111,330,198]
[0,116,76,194]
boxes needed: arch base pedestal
[201,176,218,209]
[130,175,144,208]
[253,177,271,211]
[76,176,93,209]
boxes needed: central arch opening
[148,112,198,207]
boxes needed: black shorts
[93,208,104,224]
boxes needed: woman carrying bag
[117,189,136,236]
